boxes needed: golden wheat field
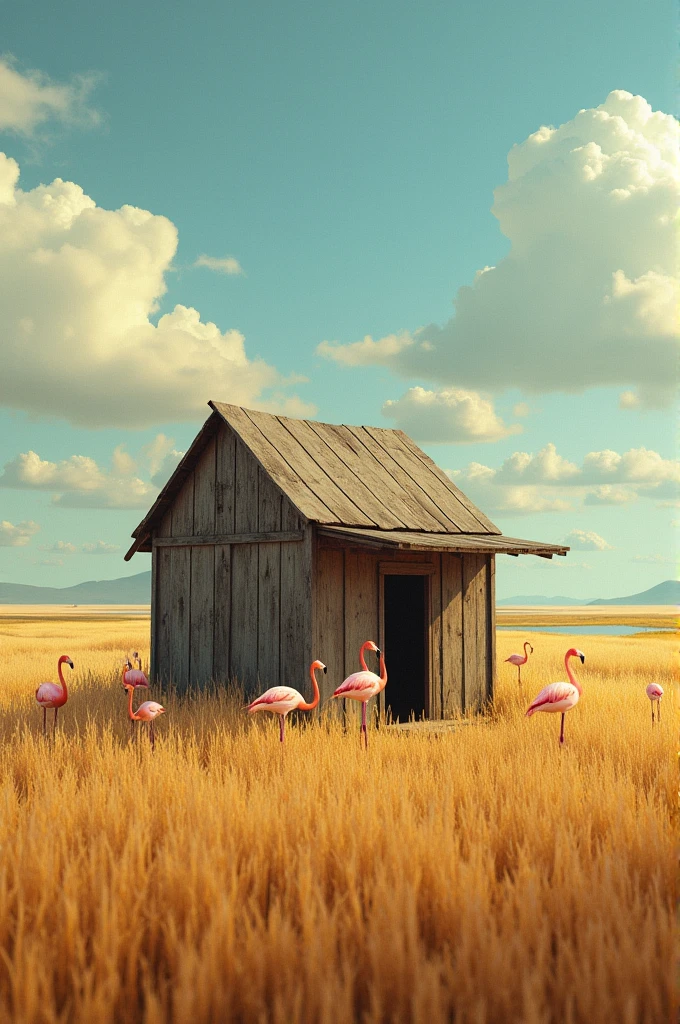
[0,612,675,1024]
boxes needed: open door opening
[383,574,428,722]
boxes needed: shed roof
[126,402,506,558]
[317,526,569,559]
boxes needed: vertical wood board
[280,505,312,695]
[344,550,378,724]
[313,545,344,713]
[487,557,496,701]
[170,474,193,692]
[190,438,216,687]
[462,553,488,712]
[213,426,236,684]
[257,470,282,690]
[230,439,259,693]
[441,554,463,716]
[429,552,443,719]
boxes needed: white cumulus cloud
[319,91,679,405]
[381,386,521,443]
[82,541,121,555]
[0,520,39,546]
[0,446,157,509]
[447,442,678,516]
[194,254,244,275]
[0,58,100,134]
[0,155,310,427]
[564,529,612,551]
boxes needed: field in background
[497,604,677,629]
[0,612,674,1023]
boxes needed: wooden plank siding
[190,437,216,690]
[313,546,344,711]
[462,553,490,712]
[343,549,379,727]
[280,503,313,695]
[257,470,282,692]
[169,475,193,692]
[429,552,443,719]
[154,508,173,686]
[441,554,464,716]
[213,425,235,685]
[230,438,259,695]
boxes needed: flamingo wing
[134,701,166,720]
[36,683,64,706]
[124,668,149,688]
[646,683,663,699]
[332,671,380,700]
[526,682,578,716]
[246,687,303,712]
[505,654,524,666]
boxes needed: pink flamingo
[525,647,585,745]
[123,681,166,750]
[505,641,533,686]
[331,641,387,748]
[122,659,149,737]
[245,660,325,742]
[646,683,663,724]
[123,653,149,689]
[36,655,73,736]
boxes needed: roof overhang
[317,526,569,559]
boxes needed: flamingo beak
[68,661,74,669]
[376,648,382,659]
[579,654,585,663]
[323,666,327,674]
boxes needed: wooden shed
[125,403,568,720]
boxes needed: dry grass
[0,615,675,1023]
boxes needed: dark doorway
[383,574,428,722]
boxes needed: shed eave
[316,525,569,558]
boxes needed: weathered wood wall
[312,541,494,719]
[152,423,311,694]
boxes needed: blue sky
[0,0,676,598]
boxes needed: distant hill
[588,579,679,606]
[0,571,151,604]
[499,580,678,606]
[497,595,591,606]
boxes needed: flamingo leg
[54,707,58,735]
[559,713,565,745]
[279,715,285,743]
[517,665,521,686]
[150,720,155,751]
[651,701,654,725]
[361,701,367,749]
[658,701,661,722]
[42,707,46,737]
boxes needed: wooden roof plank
[306,421,421,529]
[396,430,500,535]
[317,525,568,556]
[243,408,376,527]
[348,426,460,533]
[337,424,451,532]
[211,403,336,523]
[281,417,404,529]
[364,426,495,535]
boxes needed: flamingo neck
[57,659,69,700]
[359,642,372,672]
[126,686,139,721]
[378,651,387,692]
[523,642,531,656]
[298,664,321,712]
[565,654,582,695]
